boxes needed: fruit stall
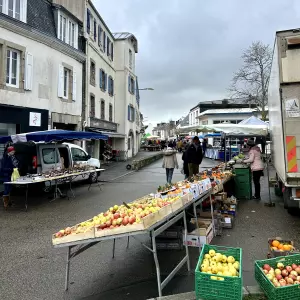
[52,164,233,296]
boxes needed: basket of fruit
[195,244,243,300]
[255,254,300,300]
[269,238,295,257]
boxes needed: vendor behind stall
[243,139,264,200]
[0,146,19,209]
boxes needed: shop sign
[29,112,41,127]
[90,118,117,131]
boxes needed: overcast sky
[94,0,300,124]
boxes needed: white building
[0,0,85,138]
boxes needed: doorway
[128,130,134,158]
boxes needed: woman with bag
[0,146,19,209]
[162,147,178,184]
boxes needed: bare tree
[229,41,272,120]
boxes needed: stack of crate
[156,226,183,250]
[233,165,252,200]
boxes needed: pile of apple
[200,249,240,281]
[262,262,300,287]
[54,196,182,238]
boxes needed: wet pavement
[0,156,299,300]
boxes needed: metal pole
[65,246,71,291]
[209,193,215,236]
[183,210,191,272]
[193,202,201,253]
[152,229,162,297]
[266,144,272,205]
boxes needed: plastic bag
[11,168,20,182]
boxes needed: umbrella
[146,135,160,140]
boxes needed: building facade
[0,0,85,139]
[152,121,176,140]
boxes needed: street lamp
[138,88,154,91]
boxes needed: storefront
[0,105,48,154]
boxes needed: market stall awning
[239,116,267,126]
[0,130,108,144]
[89,129,125,139]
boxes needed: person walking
[186,136,203,176]
[0,146,19,209]
[177,139,183,153]
[162,147,178,184]
[182,150,189,179]
[243,139,264,200]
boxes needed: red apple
[114,213,120,219]
[263,264,271,271]
[129,216,136,224]
[279,279,286,286]
[292,264,298,270]
[295,267,300,275]
[99,223,106,229]
[286,266,293,272]
[276,274,282,280]
[263,269,269,275]
[65,227,72,235]
[287,277,294,284]
[106,220,112,227]
[55,232,63,238]
[291,271,298,277]
[282,270,289,277]
[122,216,129,226]
[121,213,127,218]
[109,225,115,229]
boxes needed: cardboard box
[215,192,227,201]
[190,218,213,234]
[221,215,234,228]
[183,227,214,247]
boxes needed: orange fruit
[272,240,280,247]
[283,244,292,251]
[278,244,284,250]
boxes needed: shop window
[90,60,95,86]
[90,95,95,117]
[109,104,113,122]
[101,99,105,120]
[6,48,20,88]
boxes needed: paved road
[1,157,299,300]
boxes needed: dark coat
[186,143,203,165]
[0,153,18,180]
[182,151,189,176]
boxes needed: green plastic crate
[195,244,243,300]
[255,254,300,300]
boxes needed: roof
[197,108,257,118]
[177,115,189,127]
[190,98,251,111]
[113,32,138,53]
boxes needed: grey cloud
[94,0,300,123]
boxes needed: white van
[14,142,101,183]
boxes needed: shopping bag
[11,168,20,182]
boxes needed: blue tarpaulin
[0,130,108,144]
[204,133,222,137]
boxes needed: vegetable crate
[195,244,243,300]
[255,254,300,300]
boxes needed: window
[128,75,135,94]
[100,100,105,119]
[108,76,114,96]
[128,105,135,122]
[71,148,88,162]
[128,138,131,150]
[98,25,102,47]
[42,149,59,164]
[6,48,20,88]
[129,49,133,68]
[58,11,78,48]
[202,120,208,125]
[1,0,26,22]
[103,31,106,52]
[90,61,95,86]
[107,37,110,56]
[58,65,76,101]
[99,69,107,91]
[109,104,113,122]
[111,43,114,61]
[87,9,90,34]
[94,20,97,41]
[63,68,70,99]
[90,95,95,117]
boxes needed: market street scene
[2,1,300,300]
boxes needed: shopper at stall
[181,150,189,179]
[162,147,178,184]
[186,136,203,176]
[0,146,19,209]
[243,139,264,200]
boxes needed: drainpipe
[82,37,89,151]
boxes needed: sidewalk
[99,151,159,181]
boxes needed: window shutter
[128,105,131,121]
[99,69,102,88]
[107,37,110,55]
[103,32,106,51]
[132,107,135,121]
[111,44,114,61]
[22,0,28,22]
[132,80,135,95]
[25,52,33,91]
[72,71,77,101]
[58,64,64,97]
[128,75,131,92]
[111,79,114,95]
[98,25,101,46]
[94,20,97,41]
[87,9,90,34]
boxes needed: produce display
[261,262,300,287]
[53,165,231,245]
[199,249,240,280]
[270,239,294,252]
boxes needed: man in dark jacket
[186,136,203,176]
